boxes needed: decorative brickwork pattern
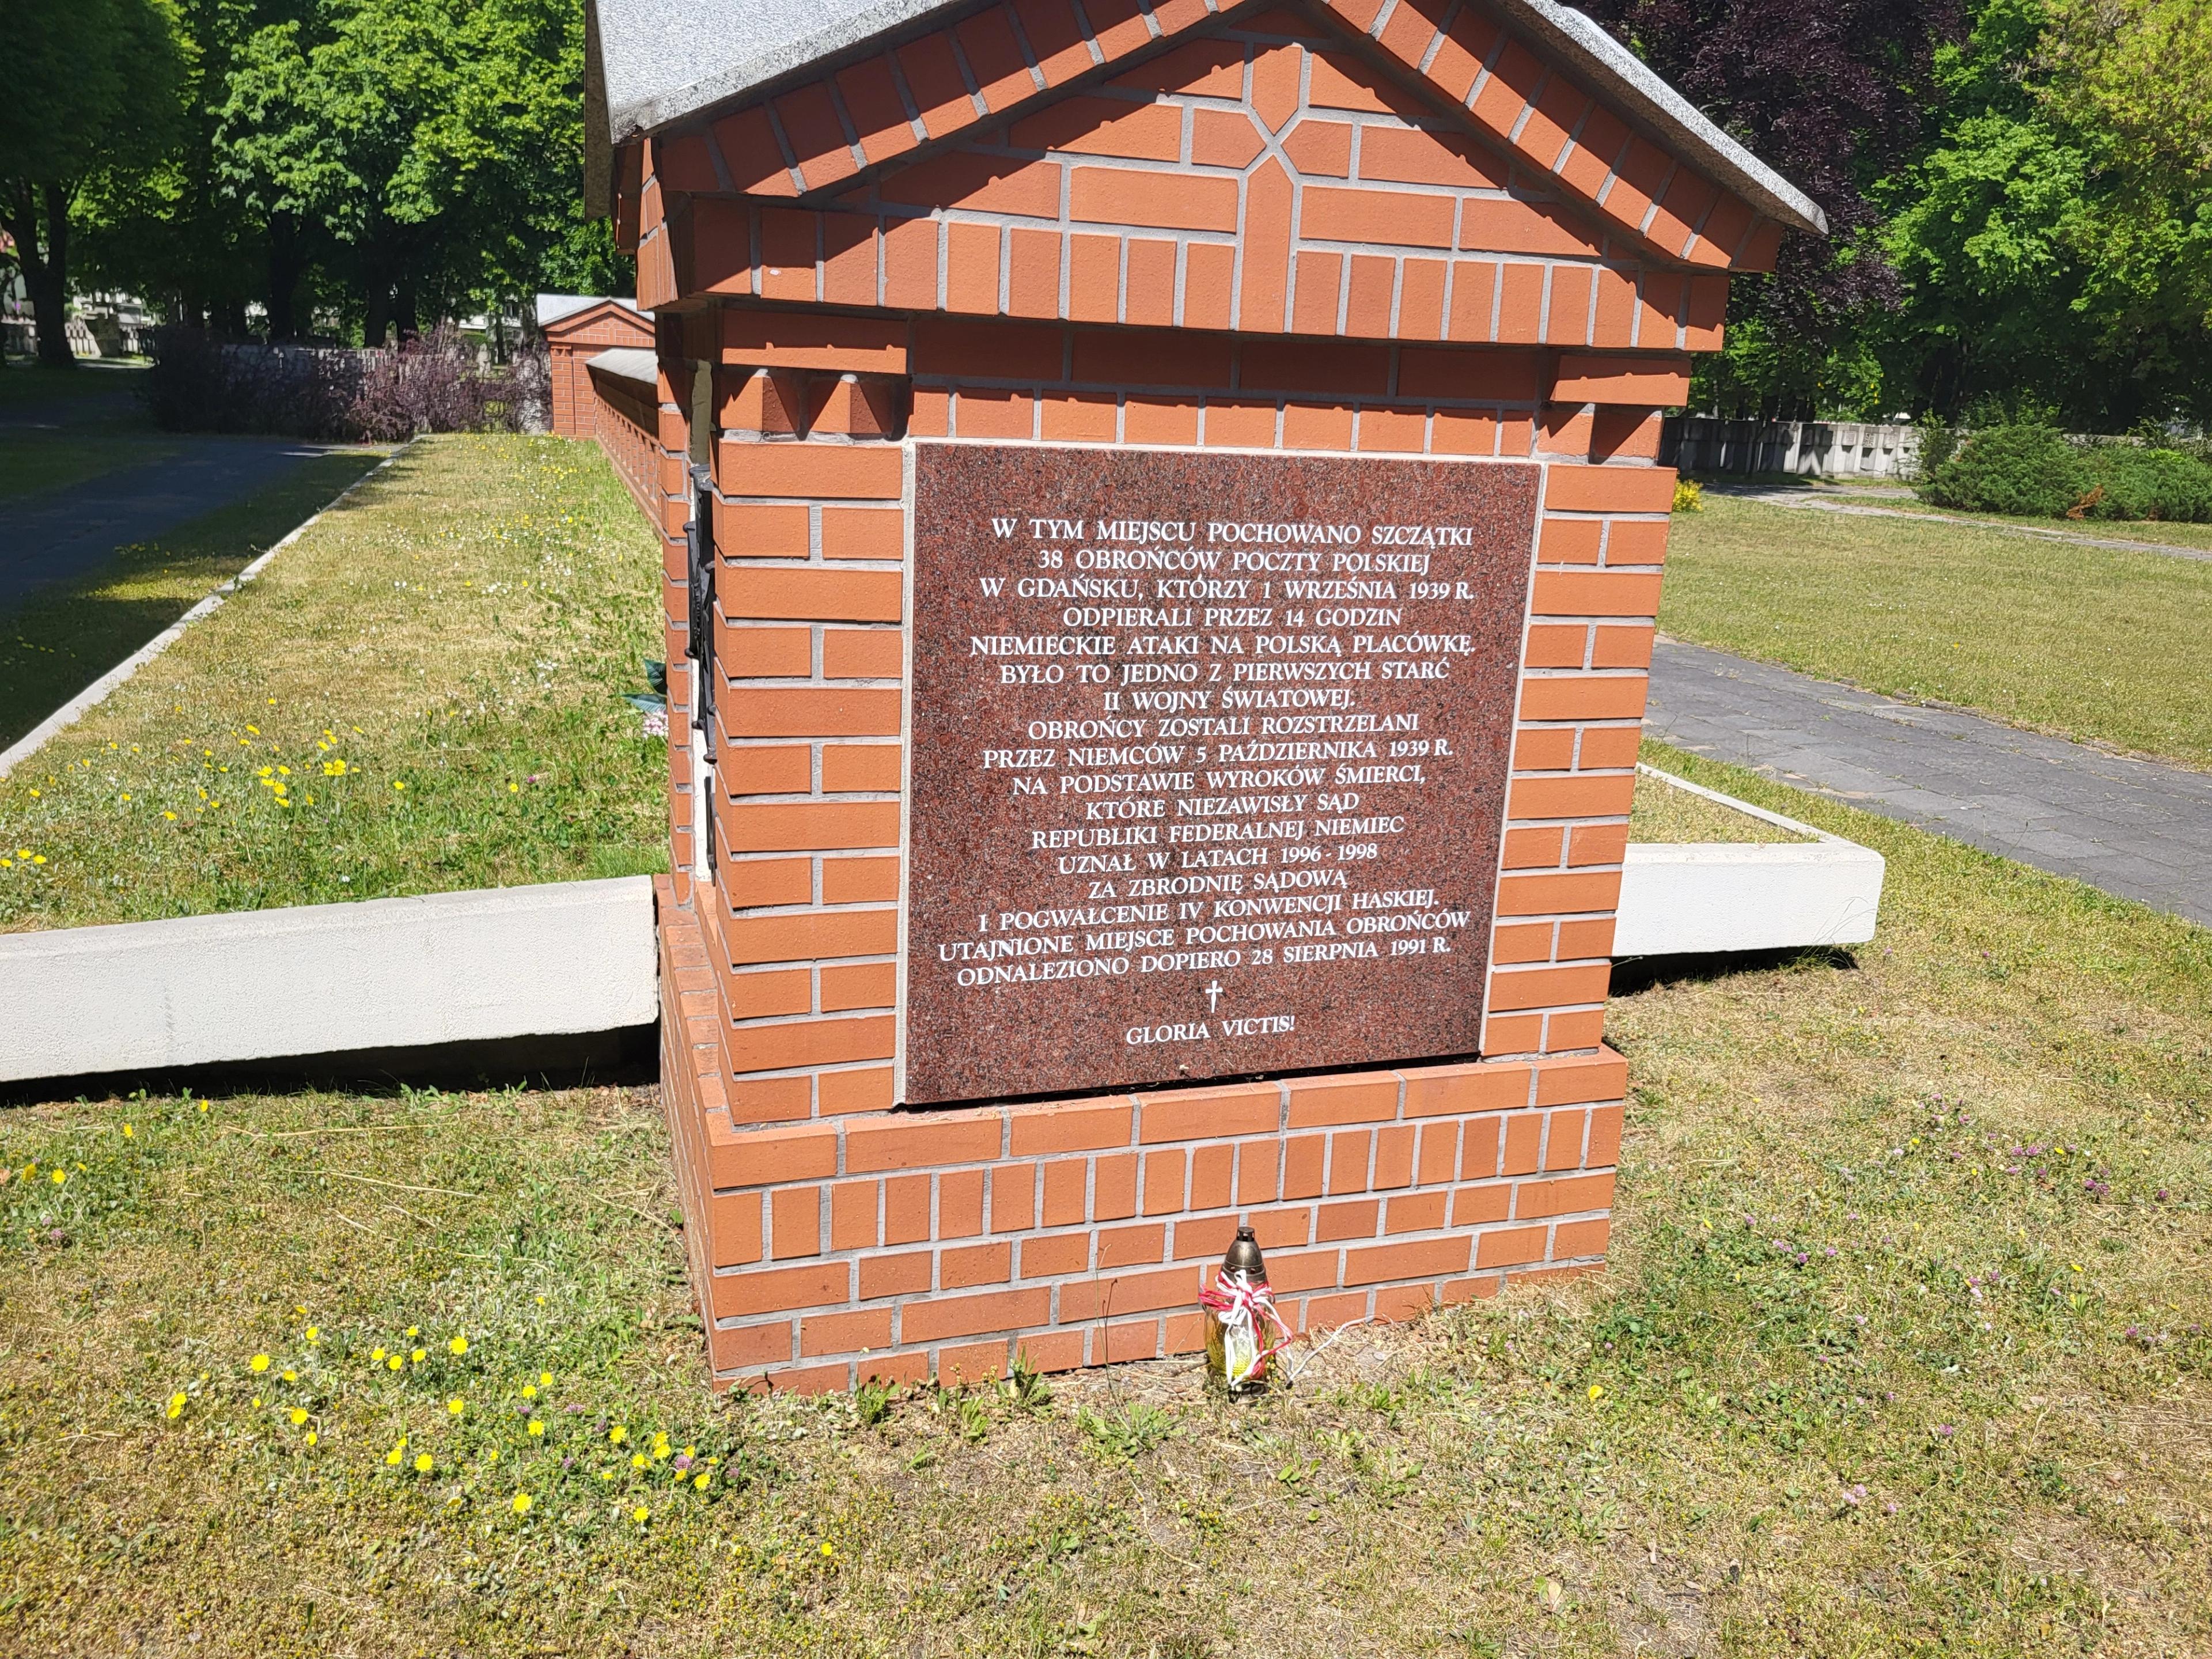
[587,365,663,521]
[635,2,1763,336]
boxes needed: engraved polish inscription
[903,444,1541,1105]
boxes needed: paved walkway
[0,436,327,612]
[1646,638,2212,929]
[1701,483,2212,565]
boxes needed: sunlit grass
[1661,494,2212,769]
[0,435,668,930]
[0,747,2203,1654]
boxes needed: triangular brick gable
[634,0,1761,349]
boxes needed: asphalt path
[1646,637,2212,929]
[0,434,327,613]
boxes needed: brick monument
[582,0,1823,1390]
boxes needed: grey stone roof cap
[589,0,1825,237]
[585,346,661,388]
[535,293,642,327]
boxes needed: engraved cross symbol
[1204,979,1224,1013]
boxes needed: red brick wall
[584,0,1781,1389]
[660,880,1623,1389]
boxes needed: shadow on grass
[0,449,382,750]
[1611,944,1861,997]
[0,1022,658,1109]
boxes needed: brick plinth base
[657,882,1621,1392]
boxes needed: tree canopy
[14,0,2208,427]
[2,0,186,365]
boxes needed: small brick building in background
[536,292,655,439]
[579,0,1822,1391]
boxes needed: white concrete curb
[1615,766,1885,956]
[0,440,411,781]
[0,876,657,1082]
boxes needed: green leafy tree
[218,0,593,343]
[1880,0,2212,424]
[1,0,185,366]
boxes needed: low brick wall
[657,880,1621,1392]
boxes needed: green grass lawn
[1628,764,1801,844]
[0,427,194,501]
[0,358,147,409]
[1694,474,2212,553]
[0,361,166,500]
[1,744,2203,1655]
[0,435,668,930]
[0,450,385,748]
[1661,494,2212,770]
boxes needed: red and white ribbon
[1201,1267,1294,1387]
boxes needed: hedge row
[1924,423,2212,522]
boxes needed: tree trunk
[266,214,305,342]
[363,278,391,349]
[3,182,79,370]
[393,276,419,341]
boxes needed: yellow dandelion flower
[632,1507,649,1524]
[281,1370,296,1382]
[50,1169,65,1185]
[694,1472,709,1491]
[512,1493,532,1515]
[123,1124,134,1138]
[521,1384,536,1400]
[448,1335,467,1356]
[305,1325,318,1342]
[448,1398,464,1416]
[289,1408,308,1426]
[1588,1384,1605,1402]
[166,1392,187,1419]
[410,1349,425,1364]
[631,1453,646,1470]
[162,812,176,821]
[539,1371,552,1387]
[820,1541,834,1558]
[387,1355,403,1372]
[198,1100,209,1113]
[600,1469,614,1482]
[609,1425,627,1445]
[372,1347,387,1362]
[414,1453,433,1474]
[406,1327,419,1338]
[305,1431,317,1446]
[250,1354,271,1373]
[527,1419,544,1437]
[252,1396,264,1408]
[385,1446,404,1466]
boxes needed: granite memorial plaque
[902,443,1543,1104]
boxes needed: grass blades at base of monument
[1660,493,2212,770]
[0,435,668,931]
[0,450,384,748]
[1,745,2204,1656]
[1627,762,1801,843]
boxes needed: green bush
[2077,444,2212,521]
[1923,422,2085,516]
